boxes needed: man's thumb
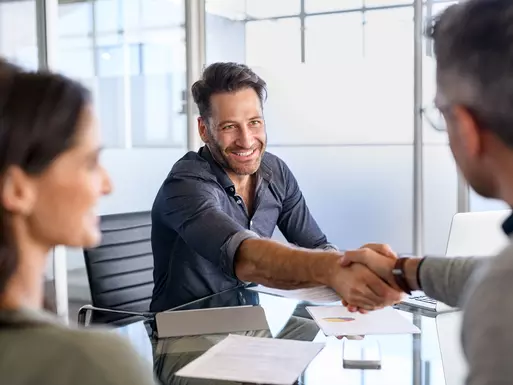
[339,254,352,267]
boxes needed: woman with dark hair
[0,60,157,385]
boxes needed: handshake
[326,243,421,313]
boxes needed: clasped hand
[328,243,402,313]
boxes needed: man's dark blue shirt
[150,146,335,312]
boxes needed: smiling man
[149,62,401,312]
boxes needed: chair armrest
[77,304,154,326]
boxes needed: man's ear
[1,166,36,215]
[198,117,209,143]
[452,105,483,158]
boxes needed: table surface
[109,287,449,385]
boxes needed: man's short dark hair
[426,0,513,147]
[191,62,267,123]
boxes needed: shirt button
[250,220,253,227]
[230,187,235,193]
[237,200,242,205]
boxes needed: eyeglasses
[421,103,447,132]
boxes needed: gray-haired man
[343,1,513,384]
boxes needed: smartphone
[342,338,381,370]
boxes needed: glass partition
[0,0,39,69]
[57,0,187,148]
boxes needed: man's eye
[223,124,235,130]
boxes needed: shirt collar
[502,211,513,236]
[198,146,233,190]
[198,146,273,192]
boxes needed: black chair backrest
[83,211,154,324]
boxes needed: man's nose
[236,126,254,148]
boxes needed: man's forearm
[405,256,484,307]
[235,238,340,289]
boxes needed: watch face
[392,268,401,275]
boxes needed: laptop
[400,210,510,312]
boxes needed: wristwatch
[392,257,413,295]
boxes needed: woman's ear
[1,166,36,215]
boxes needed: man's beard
[207,135,266,176]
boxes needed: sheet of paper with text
[247,285,341,303]
[175,334,325,385]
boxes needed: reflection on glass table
[105,286,447,385]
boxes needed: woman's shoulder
[1,309,136,354]
[0,310,157,385]
[44,325,157,384]
[46,323,138,354]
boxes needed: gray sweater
[0,308,158,385]
[420,243,513,385]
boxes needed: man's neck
[228,172,257,215]
[227,173,254,194]
[489,149,513,208]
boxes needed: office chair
[78,211,155,326]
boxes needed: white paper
[175,334,324,385]
[306,306,421,336]
[247,285,341,303]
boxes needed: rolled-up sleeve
[158,176,259,279]
[319,243,338,251]
[221,229,260,276]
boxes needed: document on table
[247,284,341,303]
[175,334,324,385]
[306,306,421,336]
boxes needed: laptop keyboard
[412,295,437,304]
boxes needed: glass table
[108,287,448,385]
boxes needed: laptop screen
[445,210,509,257]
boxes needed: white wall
[257,63,458,256]
[206,13,245,63]
[471,191,509,212]
[267,144,458,256]
[98,149,185,214]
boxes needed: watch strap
[392,257,413,295]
